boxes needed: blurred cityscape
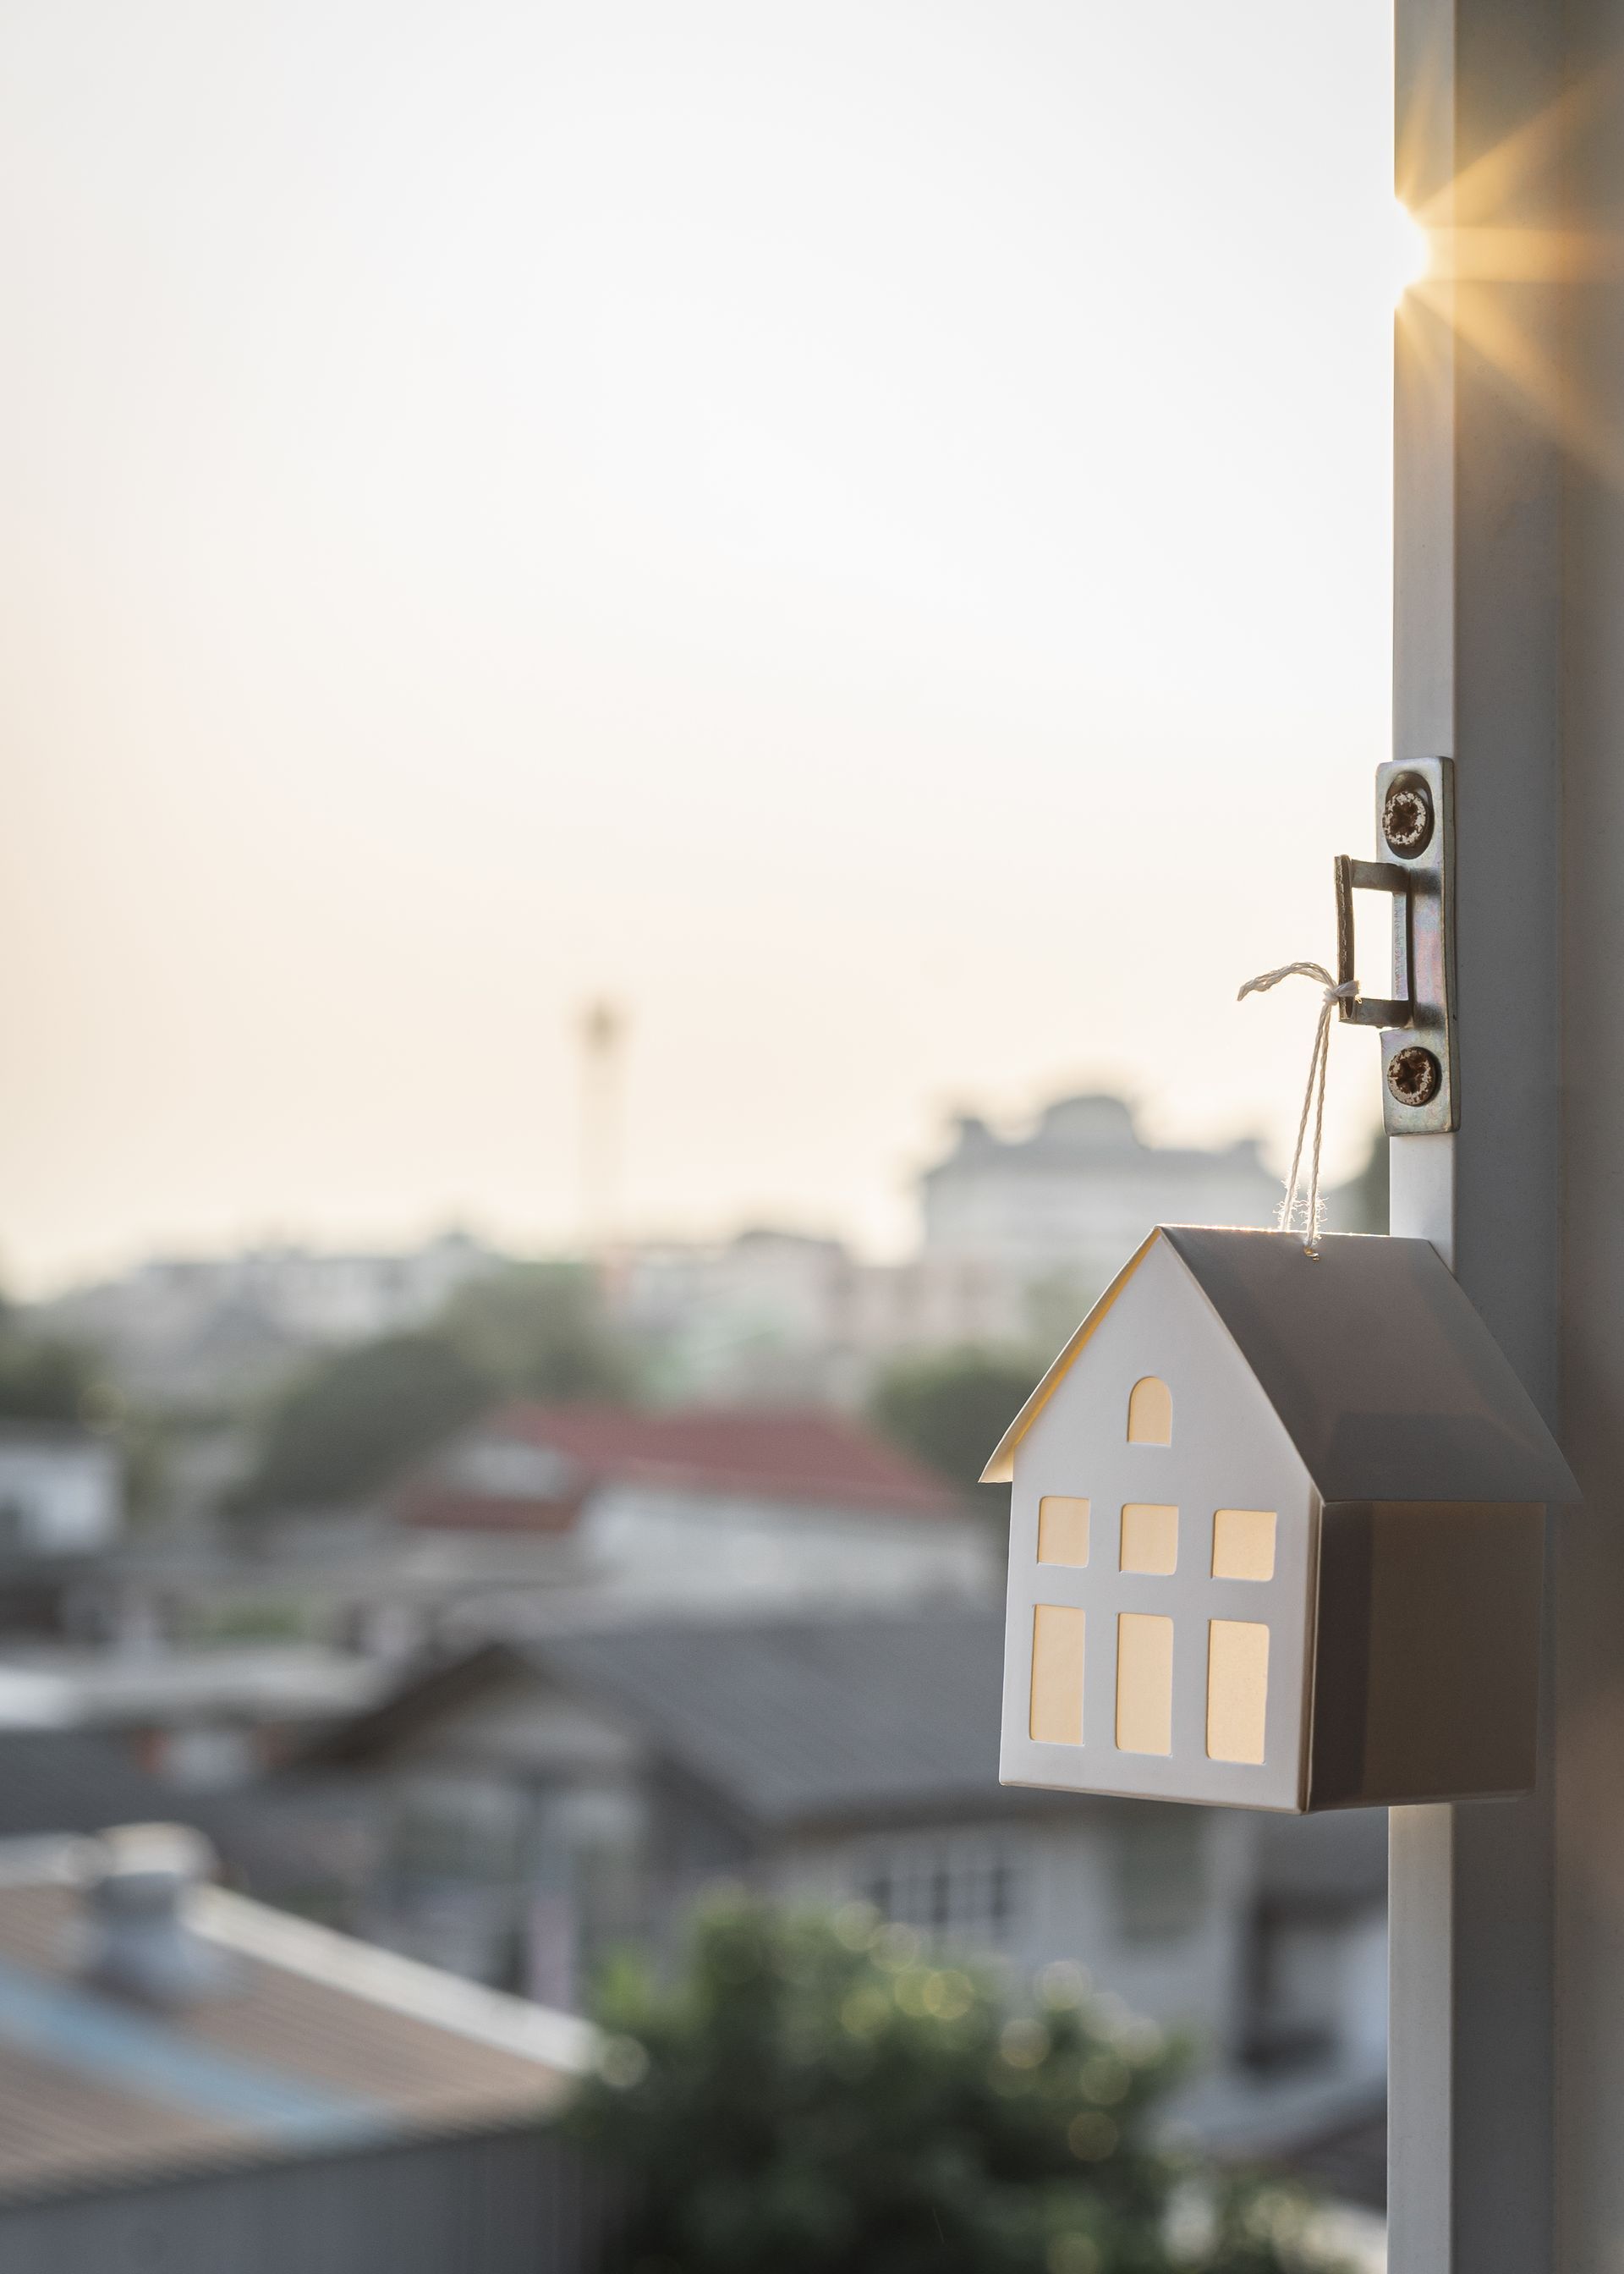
[0,1090,1387,2265]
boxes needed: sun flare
[1389,200,1433,304]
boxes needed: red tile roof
[409,1404,959,1529]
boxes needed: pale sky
[0,1,1399,1294]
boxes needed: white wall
[580,1483,996,1609]
[771,1804,1255,2060]
[921,1098,1280,1294]
[0,1436,121,1554]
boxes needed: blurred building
[35,1232,503,1410]
[0,1727,221,1843]
[921,1095,1281,1293]
[0,1424,123,1640]
[386,1401,992,1624]
[264,1605,1385,2195]
[612,1096,1336,1405]
[0,1425,121,1558]
[0,1643,389,1788]
[0,1826,603,2274]
[619,1229,1022,1403]
[93,1405,994,1663]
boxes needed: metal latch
[1335,755,1458,1134]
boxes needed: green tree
[439,1263,641,1403]
[234,1262,644,1513]
[235,1331,486,1511]
[0,1314,167,1521]
[568,1897,1347,2274]
[0,1332,103,1425]
[870,1348,1040,1498]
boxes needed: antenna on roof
[578,1000,628,1268]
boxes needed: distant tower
[577,1000,628,1262]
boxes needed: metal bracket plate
[1334,755,1458,1134]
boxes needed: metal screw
[1387,1045,1443,1108]
[1383,775,1435,858]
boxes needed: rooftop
[320,1610,1391,1895]
[0,1840,592,2208]
[0,1645,388,1731]
[928,1095,1268,1175]
[403,1402,962,1530]
[985,1223,1577,1501]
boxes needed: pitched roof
[465,1403,961,1520]
[983,1226,1577,1503]
[0,1849,592,2208]
[533,1610,1035,1830]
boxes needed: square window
[1120,1503,1177,1574]
[1038,1496,1089,1566]
[1211,1508,1276,1581]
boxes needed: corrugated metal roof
[0,1864,589,2208]
[534,1610,1033,1830]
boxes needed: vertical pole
[1389,1,1564,2268]
[578,999,628,1265]
[1555,1,1624,2260]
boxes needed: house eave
[979,1228,1163,1483]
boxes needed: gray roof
[0,1853,588,2208]
[1160,1228,1576,1503]
[535,1611,1038,1832]
[988,1225,1576,1505]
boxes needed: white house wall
[769,1805,1255,2061]
[581,1486,995,1609]
[921,1101,1280,1289]
[1001,1236,1317,1811]
[0,1439,122,1554]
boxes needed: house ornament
[987,1225,1575,1812]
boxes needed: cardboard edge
[979,1228,1165,1484]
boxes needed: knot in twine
[1237,961,1357,1255]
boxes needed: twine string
[1237,961,1357,1254]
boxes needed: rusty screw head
[1387,1045,1442,1109]
[1382,774,1435,858]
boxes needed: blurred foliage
[1023,1273,1103,1367]
[869,1347,1040,1499]
[234,1331,488,1512]
[0,1329,104,1425]
[235,1263,642,1513]
[0,1309,163,1521]
[182,1596,315,1644]
[438,1263,644,1403]
[568,1896,1348,2274]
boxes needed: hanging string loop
[1237,961,1357,1255]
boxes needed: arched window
[1127,1376,1171,1444]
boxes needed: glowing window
[1120,1503,1177,1574]
[1127,1376,1171,1444]
[1211,1508,1276,1581]
[1038,1496,1089,1566]
[1206,1620,1269,1763]
[1115,1612,1173,1755]
[1029,1606,1084,1745]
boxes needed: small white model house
[986,1227,1576,1813]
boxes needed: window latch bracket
[1334,755,1458,1134]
